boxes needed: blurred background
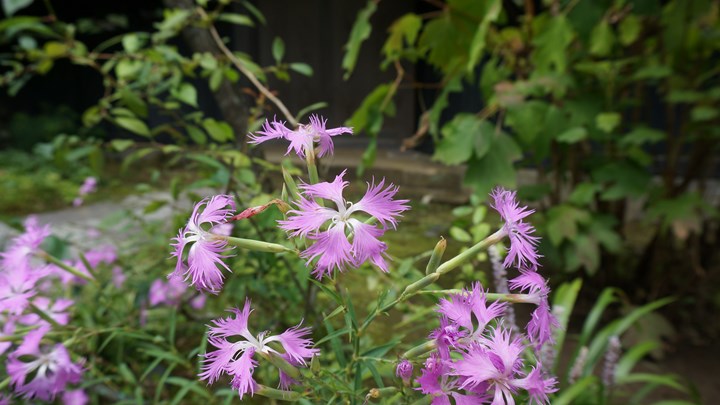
[1,0,718,402]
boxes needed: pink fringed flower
[490,187,541,270]
[509,270,559,347]
[0,216,50,273]
[248,115,352,158]
[279,170,409,278]
[170,195,236,293]
[6,326,84,401]
[396,359,413,382]
[73,177,97,207]
[199,298,319,399]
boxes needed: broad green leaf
[289,62,313,76]
[342,0,376,79]
[111,139,134,152]
[115,116,151,137]
[532,15,574,73]
[382,13,422,59]
[556,127,588,143]
[2,0,33,16]
[595,112,621,133]
[619,14,641,45]
[449,226,472,242]
[433,114,491,165]
[186,125,207,145]
[272,36,284,63]
[172,83,197,107]
[418,14,466,73]
[346,83,394,136]
[463,133,521,196]
[202,118,234,142]
[690,106,718,122]
[592,162,651,200]
[122,33,144,52]
[590,20,614,56]
[568,182,599,206]
[120,88,148,118]
[546,205,591,245]
[619,127,665,146]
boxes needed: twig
[197,7,297,127]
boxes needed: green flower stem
[255,384,300,401]
[306,148,320,185]
[402,340,437,359]
[259,352,301,380]
[366,386,398,400]
[410,290,538,304]
[0,377,9,392]
[211,234,296,254]
[434,228,505,275]
[29,303,62,329]
[37,251,96,284]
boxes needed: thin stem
[29,303,62,329]
[434,228,505,275]
[37,251,96,284]
[210,234,296,254]
[197,7,297,127]
[255,384,301,401]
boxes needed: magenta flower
[0,216,50,273]
[73,177,98,207]
[490,188,541,270]
[170,195,236,293]
[437,282,507,343]
[0,314,16,355]
[248,115,352,158]
[279,170,409,278]
[508,270,559,347]
[396,359,413,382]
[149,276,188,307]
[416,353,486,404]
[7,326,84,401]
[62,389,89,405]
[199,298,319,399]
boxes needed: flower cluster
[171,195,236,293]
[199,298,319,399]
[491,187,558,348]
[279,170,409,278]
[248,115,352,159]
[413,284,557,404]
[0,218,87,401]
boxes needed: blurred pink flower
[248,115,352,158]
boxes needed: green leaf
[550,278,582,371]
[568,182,599,206]
[556,127,588,143]
[115,116,151,137]
[592,161,651,200]
[433,114,492,165]
[202,118,234,142]
[295,102,327,121]
[382,13,422,60]
[2,0,33,16]
[619,14,641,45]
[289,62,313,77]
[595,112,621,133]
[466,0,501,71]
[619,127,665,147]
[690,106,718,122]
[186,125,207,145]
[172,83,198,107]
[342,0,376,79]
[449,226,472,242]
[532,15,575,73]
[614,340,660,380]
[120,89,148,118]
[111,139,134,152]
[590,20,615,56]
[552,376,598,405]
[463,133,521,196]
[216,13,254,27]
[122,33,144,52]
[546,205,591,245]
[272,36,285,63]
[346,83,394,136]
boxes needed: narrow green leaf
[115,116,151,137]
[217,13,254,26]
[342,0,377,79]
[272,36,285,63]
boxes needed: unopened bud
[425,237,447,275]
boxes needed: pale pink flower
[199,298,318,399]
[248,115,352,158]
[170,195,236,293]
[62,389,89,405]
[508,270,559,347]
[7,326,83,401]
[18,297,73,326]
[490,187,541,270]
[279,170,409,278]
